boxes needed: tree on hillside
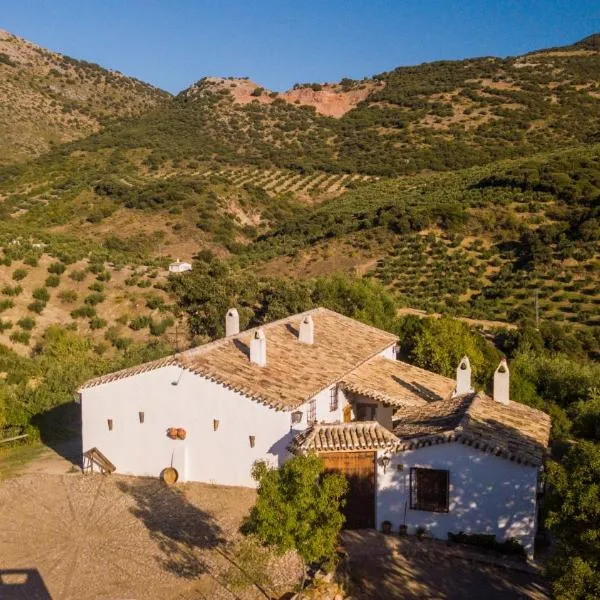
[545,441,600,600]
[242,454,348,589]
[396,315,500,386]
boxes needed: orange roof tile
[393,393,551,466]
[341,356,455,407]
[290,421,399,453]
[80,308,397,410]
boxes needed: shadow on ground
[0,569,52,600]
[342,530,550,600]
[32,402,82,468]
[116,478,225,579]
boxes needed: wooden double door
[321,451,376,529]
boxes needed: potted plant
[381,520,392,535]
[416,526,426,540]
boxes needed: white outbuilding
[168,259,192,273]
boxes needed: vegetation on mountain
[0,30,598,594]
[0,29,169,164]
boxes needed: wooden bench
[83,447,116,475]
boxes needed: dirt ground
[342,530,549,600]
[0,473,301,600]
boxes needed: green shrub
[89,317,108,330]
[0,319,13,332]
[150,317,174,336]
[32,287,50,302]
[9,330,30,345]
[17,317,36,331]
[45,275,61,288]
[129,315,152,330]
[23,255,39,267]
[0,299,15,313]
[145,294,165,310]
[27,301,46,314]
[69,269,87,281]
[48,262,66,275]
[84,292,106,306]
[2,285,22,297]
[96,270,112,282]
[88,282,105,292]
[71,305,97,319]
[12,268,28,281]
[58,290,78,303]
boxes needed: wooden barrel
[176,428,187,440]
[166,427,178,439]
[161,467,178,485]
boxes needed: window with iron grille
[410,468,449,512]
[307,399,317,425]
[329,387,338,412]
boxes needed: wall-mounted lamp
[107,418,113,431]
[378,455,391,473]
[249,435,256,448]
[291,411,303,424]
[139,411,145,424]
[213,419,219,431]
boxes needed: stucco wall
[82,365,307,487]
[376,443,539,558]
[81,365,353,487]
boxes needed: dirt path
[0,439,80,480]
[342,530,549,600]
[397,307,518,330]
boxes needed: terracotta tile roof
[289,421,399,453]
[341,357,454,408]
[393,393,551,466]
[80,308,397,410]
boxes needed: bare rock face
[181,76,383,118]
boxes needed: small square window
[410,468,449,512]
[356,403,377,422]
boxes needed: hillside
[250,145,600,327]
[0,29,169,164]
[56,34,600,177]
[0,32,597,341]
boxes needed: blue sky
[2,1,599,93]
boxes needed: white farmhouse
[79,307,550,558]
[168,259,192,273]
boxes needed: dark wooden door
[321,451,376,529]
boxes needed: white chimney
[225,308,239,336]
[455,356,473,396]
[493,358,510,405]
[298,315,314,345]
[250,328,267,367]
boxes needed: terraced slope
[250,145,600,327]
[0,29,169,164]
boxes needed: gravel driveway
[0,473,299,600]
